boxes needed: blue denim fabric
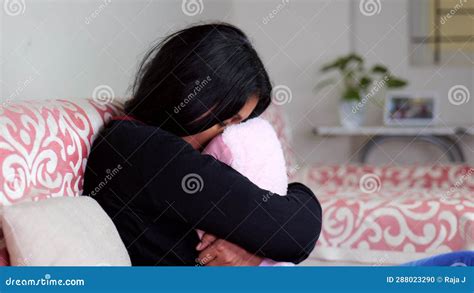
[402,251,474,266]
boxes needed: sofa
[0,98,473,266]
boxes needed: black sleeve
[140,135,322,264]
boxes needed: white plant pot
[339,100,366,129]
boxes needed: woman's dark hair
[125,23,272,136]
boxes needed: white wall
[354,0,473,125]
[1,0,232,100]
[351,0,474,164]
[1,0,473,165]
[227,0,474,165]
[227,0,354,165]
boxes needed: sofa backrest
[0,99,122,206]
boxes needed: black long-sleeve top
[82,118,322,266]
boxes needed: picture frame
[384,91,439,126]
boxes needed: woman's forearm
[233,183,322,263]
[144,144,322,263]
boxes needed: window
[409,0,474,66]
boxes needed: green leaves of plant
[317,53,408,100]
[342,87,361,101]
[359,76,372,90]
[371,65,388,74]
[386,77,407,88]
[321,53,364,72]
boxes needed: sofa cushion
[0,99,122,206]
[1,196,131,266]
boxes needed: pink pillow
[260,105,298,178]
[202,118,292,267]
[203,118,288,195]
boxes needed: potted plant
[316,53,407,128]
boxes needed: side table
[312,126,473,163]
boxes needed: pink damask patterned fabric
[295,165,474,264]
[0,99,122,206]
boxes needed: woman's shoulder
[106,119,168,136]
[100,120,194,154]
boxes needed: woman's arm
[140,134,322,264]
[196,233,293,266]
[196,233,263,266]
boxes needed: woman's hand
[196,233,263,266]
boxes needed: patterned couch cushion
[0,99,122,206]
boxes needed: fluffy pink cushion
[260,105,298,178]
[202,117,292,266]
[203,118,288,195]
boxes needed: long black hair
[124,23,272,136]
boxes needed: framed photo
[384,92,439,126]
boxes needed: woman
[83,23,322,266]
